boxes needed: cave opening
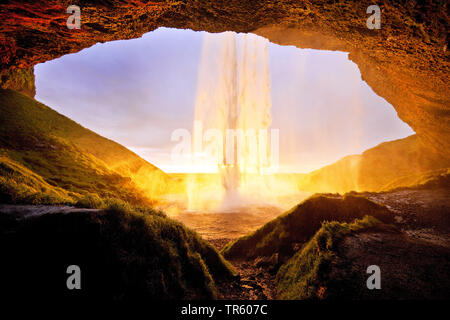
[34,27,414,238]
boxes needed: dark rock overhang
[0,0,448,155]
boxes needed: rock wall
[1,0,448,154]
[0,67,35,97]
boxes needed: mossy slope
[222,195,394,263]
[276,216,386,300]
[0,89,169,205]
[0,203,236,300]
[277,215,450,300]
[297,135,450,194]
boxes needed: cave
[1,1,449,155]
[0,0,449,303]
[31,26,419,236]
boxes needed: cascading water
[187,32,275,211]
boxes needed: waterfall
[188,32,273,211]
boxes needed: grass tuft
[276,216,392,299]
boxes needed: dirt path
[208,238,277,300]
[173,208,284,299]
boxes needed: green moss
[0,154,75,204]
[0,68,35,97]
[276,216,387,300]
[0,89,170,206]
[75,193,104,209]
[1,203,236,300]
[222,194,394,262]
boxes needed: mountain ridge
[0,88,170,205]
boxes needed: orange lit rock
[0,0,448,157]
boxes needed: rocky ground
[328,230,450,299]
[209,238,276,300]
[367,188,450,235]
[1,187,448,300]
[0,204,100,219]
[209,187,450,300]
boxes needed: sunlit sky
[35,27,414,173]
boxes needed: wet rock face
[0,67,35,97]
[0,0,448,153]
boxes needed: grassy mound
[277,215,450,300]
[0,89,170,205]
[0,202,236,301]
[222,195,394,264]
[276,216,389,299]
